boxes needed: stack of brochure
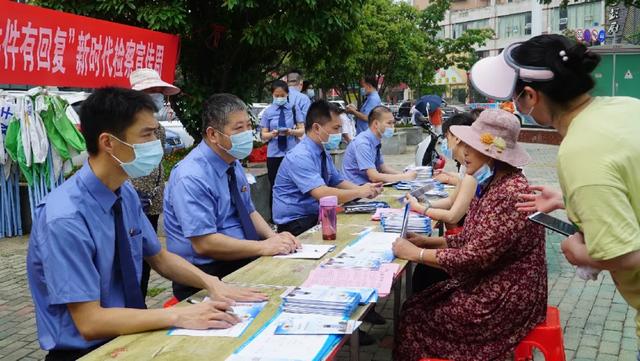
[281,286,361,317]
[381,212,431,234]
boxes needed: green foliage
[146,287,167,298]
[302,0,491,103]
[31,0,490,139]
[162,146,193,180]
[32,0,364,142]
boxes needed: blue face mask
[319,126,341,151]
[440,138,453,159]
[273,97,287,107]
[219,129,254,159]
[359,87,366,96]
[473,163,494,186]
[110,136,164,178]
[306,89,315,98]
[513,89,543,126]
[382,127,394,139]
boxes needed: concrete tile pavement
[0,143,636,360]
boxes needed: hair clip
[559,50,569,62]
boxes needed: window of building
[452,19,490,39]
[498,12,532,39]
[551,1,603,31]
[476,50,490,59]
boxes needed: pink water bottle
[319,196,338,241]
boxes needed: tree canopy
[32,0,491,138]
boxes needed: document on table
[336,231,398,264]
[274,244,336,259]
[226,312,338,361]
[274,314,362,335]
[302,263,400,297]
[168,301,267,337]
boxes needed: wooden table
[81,190,413,361]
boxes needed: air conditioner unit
[524,23,532,29]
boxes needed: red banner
[0,1,180,88]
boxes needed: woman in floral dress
[392,109,547,361]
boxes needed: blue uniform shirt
[27,163,161,351]
[356,91,382,134]
[288,87,311,122]
[260,102,304,158]
[164,141,256,265]
[272,136,344,224]
[342,129,384,185]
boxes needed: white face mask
[149,93,165,112]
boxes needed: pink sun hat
[469,42,555,101]
[450,109,531,168]
[129,68,180,96]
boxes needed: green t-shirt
[558,96,640,342]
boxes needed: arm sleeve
[436,193,527,278]
[170,175,218,238]
[43,218,100,305]
[290,154,327,194]
[355,142,377,171]
[300,98,311,118]
[568,185,640,260]
[138,203,162,257]
[327,156,345,187]
[260,108,271,129]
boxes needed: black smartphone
[528,211,577,236]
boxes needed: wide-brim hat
[129,68,180,96]
[450,109,530,168]
[469,42,555,100]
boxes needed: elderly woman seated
[392,109,548,361]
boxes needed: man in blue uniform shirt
[272,100,383,236]
[164,93,300,300]
[287,71,311,121]
[346,76,382,134]
[342,106,417,185]
[27,88,264,361]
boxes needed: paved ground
[0,143,637,360]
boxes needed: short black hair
[512,34,600,104]
[80,87,157,155]
[305,100,335,132]
[363,76,378,89]
[271,80,289,94]
[287,70,303,85]
[469,108,484,119]
[201,93,248,135]
[442,113,475,136]
[368,105,392,125]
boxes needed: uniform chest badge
[241,185,248,192]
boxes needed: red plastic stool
[514,306,565,361]
[163,296,179,308]
[419,306,565,361]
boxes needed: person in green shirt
[469,34,640,353]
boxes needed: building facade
[409,0,606,56]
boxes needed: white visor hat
[470,43,555,100]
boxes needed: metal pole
[612,33,617,96]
